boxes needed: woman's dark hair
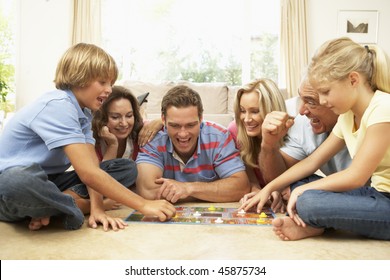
[92,85,143,143]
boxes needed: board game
[125,206,275,226]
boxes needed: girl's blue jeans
[0,158,137,230]
[291,175,390,240]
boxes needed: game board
[125,206,275,226]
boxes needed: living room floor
[1,202,389,260]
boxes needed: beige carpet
[1,202,389,260]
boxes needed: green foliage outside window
[103,0,279,86]
[0,5,15,112]
[154,33,278,85]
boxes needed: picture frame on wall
[337,10,379,44]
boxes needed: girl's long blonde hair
[308,37,390,94]
[233,78,286,168]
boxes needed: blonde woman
[228,78,287,212]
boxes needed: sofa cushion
[178,81,228,114]
[121,80,172,115]
[147,113,233,128]
[227,85,240,116]
[120,80,229,115]
[203,113,233,128]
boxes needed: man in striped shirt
[136,85,250,203]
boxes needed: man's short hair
[161,85,204,119]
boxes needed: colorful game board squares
[124,206,275,226]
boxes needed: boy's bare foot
[65,190,121,213]
[29,217,50,231]
[73,197,121,213]
[103,198,121,210]
[272,216,324,241]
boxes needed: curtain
[72,0,102,45]
[280,0,308,98]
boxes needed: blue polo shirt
[0,89,95,174]
[136,121,245,182]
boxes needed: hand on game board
[88,208,128,231]
[269,191,285,213]
[240,189,285,213]
[138,199,176,221]
[239,188,260,204]
[239,188,272,214]
[155,178,191,203]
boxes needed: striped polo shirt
[136,121,245,182]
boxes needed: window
[0,0,16,113]
[101,0,279,85]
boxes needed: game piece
[256,218,266,224]
[259,212,267,218]
[208,205,216,211]
[256,212,268,224]
[215,217,223,224]
[193,211,201,217]
[237,209,246,215]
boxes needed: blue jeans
[0,158,137,230]
[291,175,390,240]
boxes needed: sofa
[120,80,297,128]
[120,80,239,127]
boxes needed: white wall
[307,0,390,57]
[15,0,390,109]
[15,0,72,109]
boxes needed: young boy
[0,43,175,231]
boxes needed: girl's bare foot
[29,217,50,231]
[272,216,324,241]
